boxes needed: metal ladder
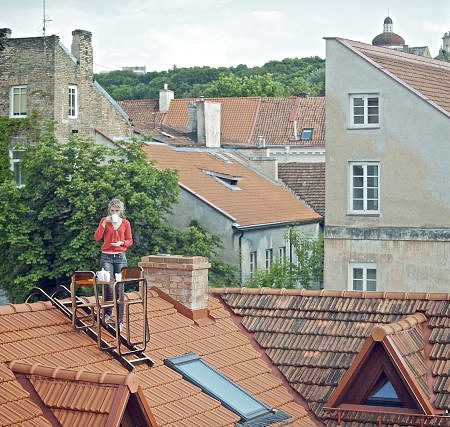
[26,285,154,371]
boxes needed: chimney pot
[159,84,174,113]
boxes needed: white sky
[2,0,450,73]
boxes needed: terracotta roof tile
[0,291,316,425]
[340,38,450,118]
[278,162,325,216]
[120,95,325,147]
[144,144,321,226]
[213,287,450,425]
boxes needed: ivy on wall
[0,111,40,184]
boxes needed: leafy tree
[245,228,324,289]
[94,56,325,100]
[0,124,232,301]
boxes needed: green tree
[245,228,324,289]
[0,124,232,301]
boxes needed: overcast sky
[2,0,450,73]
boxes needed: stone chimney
[139,255,211,314]
[71,29,93,78]
[0,28,11,38]
[187,100,221,147]
[159,84,174,113]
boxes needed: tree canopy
[0,124,236,302]
[95,56,325,100]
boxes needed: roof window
[164,353,289,426]
[203,169,242,190]
[210,152,232,164]
[300,128,313,141]
[364,372,404,407]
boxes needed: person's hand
[102,216,110,227]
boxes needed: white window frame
[348,262,377,291]
[250,251,257,277]
[349,94,379,128]
[9,148,25,188]
[68,85,78,119]
[10,85,27,118]
[349,162,380,214]
[279,246,287,263]
[265,249,273,270]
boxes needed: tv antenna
[42,0,52,53]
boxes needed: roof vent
[257,136,266,148]
[298,92,308,98]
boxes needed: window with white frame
[10,85,27,118]
[350,94,379,127]
[265,249,273,269]
[279,246,287,263]
[349,262,377,291]
[249,251,257,277]
[9,148,25,187]
[349,162,379,214]
[68,85,78,118]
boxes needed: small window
[300,128,313,141]
[9,148,25,187]
[10,85,27,118]
[68,85,78,118]
[164,353,289,426]
[250,251,257,277]
[279,246,287,263]
[203,170,242,190]
[349,94,379,128]
[349,162,379,214]
[349,262,376,291]
[265,249,273,269]
[364,373,404,407]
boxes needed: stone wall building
[0,28,132,144]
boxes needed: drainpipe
[233,225,244,286]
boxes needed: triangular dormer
[326,313,439,423]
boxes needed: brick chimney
[159,84,174,113]
[187,100,221,147]
[139,255,212,324]
[71,29,93,78]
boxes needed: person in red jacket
[94,198,133,327]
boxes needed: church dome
[372,16,405,47]
[372,32,405,47]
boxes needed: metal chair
[70,271,100,331]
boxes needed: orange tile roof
[0,291,317,426]
[337,38,450,118]
[120,96,325,147]
[143,143,322,226]
[211,287,450,426]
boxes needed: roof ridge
[209,287,450,300]
[0,301,53,315]
[9,360,139,393]
[371,313,427,342]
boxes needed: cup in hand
[111,214,119,223]
[115,273,122,282]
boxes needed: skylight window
[300,128,313,141]
[164,353,289,426]
[203,169,242,190]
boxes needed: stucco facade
[324,38,450,292]
[0,28,132,142]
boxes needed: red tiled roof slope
[118,99,163,133]
[341,39,450,117]
[0,292,316,426]
[211,288,450,426]
[278,162,325,216]
[144,144,321,226]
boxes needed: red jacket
[94,218,133,253]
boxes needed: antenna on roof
[42,0,52,54]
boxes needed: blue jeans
[100,252,127,319]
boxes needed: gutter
[233,218,321,231]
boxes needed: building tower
[372,16,405,48]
